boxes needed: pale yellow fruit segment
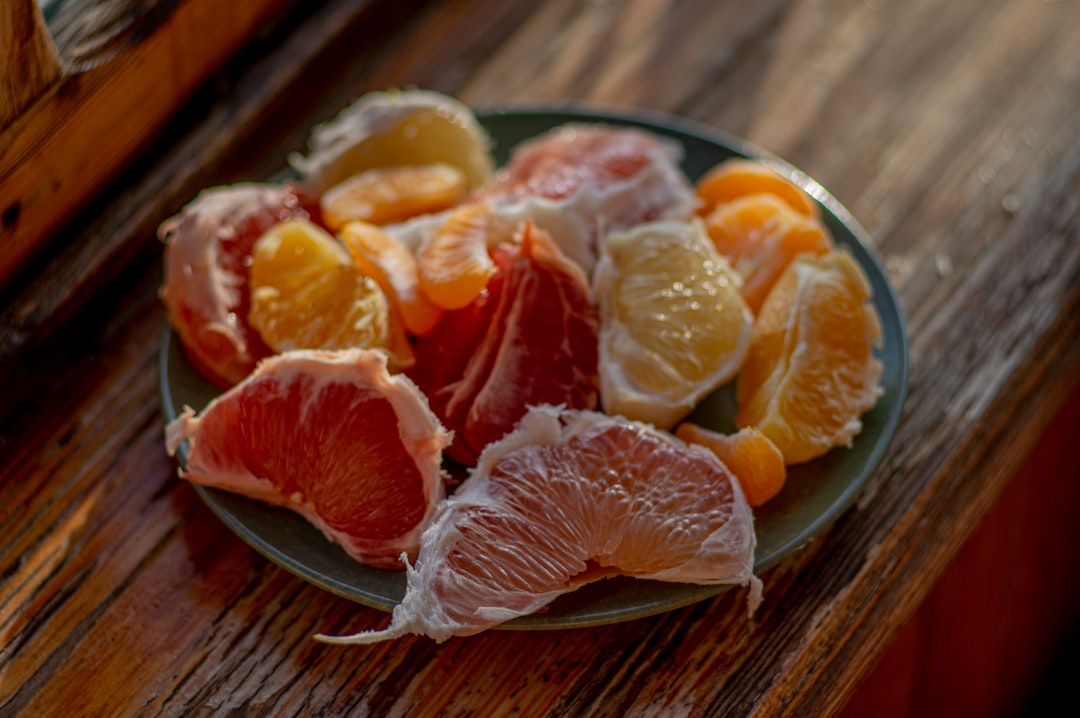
[248,219,414,369]
[594,219,753,428]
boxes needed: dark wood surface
[2,0,1079,715]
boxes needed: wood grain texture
[2,0,1079,715]
[0,0,299,290]
[0,0,61,132]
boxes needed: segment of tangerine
[317,406,760,643]
[165,348,450,569]
[736,249,884,464]
[159,183,318,388]
[338,220,444,336]
[696,158,819,219]
[247,219,414,369]
[593,219,753,429]
[415,203,498,310]
[703,193,833,313]
[675,423,786,507]
[290,89,494,197]
[320,163,467,230]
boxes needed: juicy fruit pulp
[409,223,601,465]
[736,250,883,464]
[594,219,752,429]
[318,406,760,643]
[247,220,414,369]
[165,349,451,569]
[319,163,467,230]
[160,183,318,388]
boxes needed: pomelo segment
[318,406,760,643]
[159,183,318,388]
[165,349,450,569]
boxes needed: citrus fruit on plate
[160,107,909,630]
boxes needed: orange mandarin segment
[319,163,467,230]
[696,158,819,219]
[247,219,414,369]
[675,423,786,507]
[703,193,833,313]
[416,203,497,310]
[735,249,883,464]
[338,220,444,336]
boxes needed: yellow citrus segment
[416,204,497,310]
[290,89,494,196]
[320,163,467,230]
[248,219,414,369]
[338,221,444,336]
[703,193,833,313]
[735,249,883,464]
[696,158,819,219]
[675,423,786,507]
[594,219,753,428]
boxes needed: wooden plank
[0,0,297,290]
[0,0,61,132]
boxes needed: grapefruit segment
[318,406,760,643]
[470,124,699,274]
[165,348,450,569]
[159,183,318,388]
[410,223,601,465]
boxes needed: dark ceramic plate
[159,107,910,629]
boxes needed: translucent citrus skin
[247,219,413,369]
[736,249,884,464]
[338,220,444,336]
[594,219,753,428]
[696,158,819,219]
[164,349,450,569]
[675,423,786,507]
[703,193,833,314]
[415,203,498,310]
[317,406,760,643]
[320,163,467,230]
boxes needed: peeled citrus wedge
[675,423,786,507]
[415,203,501,310]
[289,89,494,197]
[696,158,819,219]
[338,220,443,336]
[703,193,833,313]
[318,406,759,643]
[248,219,413,368]
[593,219,753,429]
[320,163,467,230]
[736,249,883,464]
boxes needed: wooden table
[3,0,1079,715]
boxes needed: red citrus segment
[160,182,319,388]
[470,124,698,273]
[410,224,600,465]
[317,406,760,643]
[165,349,450,569]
